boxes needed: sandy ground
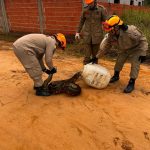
[0,41,150,150]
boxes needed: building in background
[98,0,145,6]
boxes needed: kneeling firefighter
[13,33,66,96]
[90,15,148,93]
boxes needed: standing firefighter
[75,0,107,64]
[93,15,148,93]
[13,33,66,96]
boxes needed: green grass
[121,9,150,55]
[1,10,150,58]
[64,42,84,57]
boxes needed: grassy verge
[121,9,150,56]
[1,11,150,59]
[0,32,25,42]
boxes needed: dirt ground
[0,41,150,150]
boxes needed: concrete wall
[108,0,144,6]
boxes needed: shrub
[121,9,150,55]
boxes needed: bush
[144,0,150,6]
[121,9,150,55]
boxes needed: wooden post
[37,0,44,33]
[0,0,9,33]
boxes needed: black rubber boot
[92,57,98,64]
[35,86,51,96]
[124,78,135,93]
[110,71,120,83]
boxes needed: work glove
[75,33,80,41]
[50,67,57,74]
[89,56,98,64]
[139,56,146,63]
[43,67,57,75]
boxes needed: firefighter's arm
[76,10,86,33]
[39,55,46,71]
[45,42,55,70]
[96,34,112,58]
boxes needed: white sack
[82,64,111,89]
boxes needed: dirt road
[0,41,150,150]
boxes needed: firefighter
[92,15,148,93]
[75,0,107,64]
[13,33,66,96]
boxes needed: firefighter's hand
[139,56,146,63]
[49,67,57,74]
[43,67,57,75]
[75,33,80,40]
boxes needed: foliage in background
[68,9,150,58]
[121,9,150,55]
[144,0,150,5]
[0,9,150,58]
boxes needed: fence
[0,3,2,32]
[0,0,150,35]
[1,0,82,34]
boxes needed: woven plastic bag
[82,64,111,89]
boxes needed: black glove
[49,67,57,74]
[43,67,57,75]
[42,68,51,75]
[139,56,146,63]
[89,57,98,64]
